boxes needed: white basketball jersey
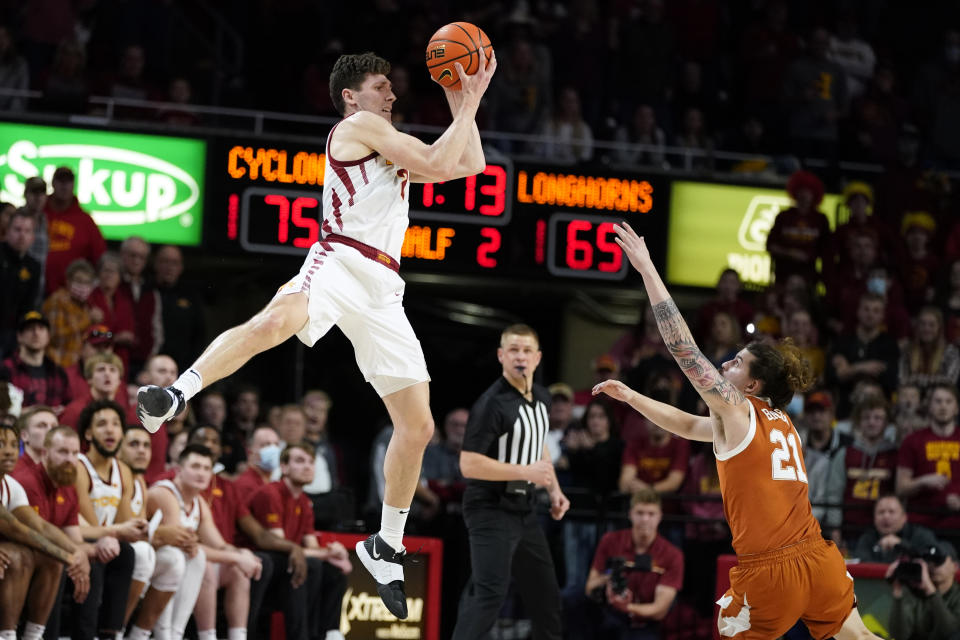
[321,114,411,259]
[154,479,201,531]
[1,475,28,511]
[131,476,145,517]
[79,454,122,526]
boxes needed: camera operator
[852,494,938,563]
[575,488,683,640]
[886,541,960,640]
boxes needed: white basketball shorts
[275,240,430,397]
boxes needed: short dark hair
[851,395,889,427]
[928,383,960,404]
[280,441,315,463]
[0,421,19,442]
[188,424,221,445]
[9,209,35,229]
[78,398,127,438]
[329,52,391,115]
[500,323,539,347]
[179,443,214,464]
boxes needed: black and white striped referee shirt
[462,376,551,512]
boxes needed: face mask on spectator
[866,277,887,296]
[257,443,281,471]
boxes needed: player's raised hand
[592,379,635,403]
[613,222,652,272]
[457,44,497,105]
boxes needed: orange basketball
[425,22,493,90]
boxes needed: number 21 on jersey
[770,429,808,483]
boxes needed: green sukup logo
[667,181,841,288]
[0,122,206,245]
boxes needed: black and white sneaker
[137,386,185,434]
[356,533,408,619]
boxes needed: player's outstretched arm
[613,223,747,417]
[593,380,714,442]
[347,47,496,182]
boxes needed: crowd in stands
[1,2,960,171]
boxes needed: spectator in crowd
[139,354,178,483]
[611,104,667,167]
[487,38,551,145]
[2,311,71,411]
[65,324,118,402]
[901,212,941,309]
[703,311,741,368]
[561,399,623,600]
[672,107,712,162]
[846,64,910,165]
[619,419,689,496]
[106,44,155,118]
[44,167,106,296]
[1,421,91,640]
[0,25,28,111]
[546,382,574,465]
[722,113,776,163]
[301,390,340,497]
[11,426,94,640]
[59,352,136,430]
[766,170,832,287]
[535,87,593,162]
[695,269,754,342]
[154,245,205,374]
[798,390,849,522]
[826,292,900,418]
[938,259,960,346]
[0,210,42,355]
[165,430,188,474]
[898,306,960,394]
[197,391,227,432]
[679,444,729,613]
[89,252,136,372]
[233,426,281,501]
[156,77,200,126]
[887,541,960,640]
[43,259,98,369]
[828,12,876,98]
[824,395,898,543]
[894,383,927,442]
[782,26,848,159]
[784,309,824,382]
[187,426,307,640]
[421,407,468,520]
[830,181,899,279]
[574,488,683,640]
[73,400,141,640]
[119,236,162,378]
[39,39,89,114]
[852,494,938,563]
[249,442,350,640]
[16,177,49,281]
[0,202,12,237]
[897,384,960,533]
[15,405,57,471]
[221,385,259,474]
[276,404,307,451]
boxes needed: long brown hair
[745,338,814,409]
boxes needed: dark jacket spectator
[851,494,938,563]
[119,237,162,377]
[88,252,136,376]
[44,167,106,296]
[2,311,71,410]
[154,245,204,373]
[39,39,89,114]
[0,210,42,355]
[766,170,832,287]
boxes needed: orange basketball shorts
[716,538,856,640]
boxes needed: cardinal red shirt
[202,473,249,545]
[12,460,79,527]
[591,530,683,604]
[622,433,690,485]
[249,480,314,544]
[45,197,106,295]
[898,426,960,528]
[234,466,271,507]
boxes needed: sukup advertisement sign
[0,122,205,245]
[666,181,842,288]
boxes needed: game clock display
[209,138,667,282]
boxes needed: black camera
[888,544,947,588]
[590,554,653,601]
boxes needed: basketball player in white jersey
[74,399,148,640]
[137,48,496,616]
[127,444,261,640]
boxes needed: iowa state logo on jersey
[761,407,789,423]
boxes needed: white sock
[171,369,203,403]
[197,630,217,640]
[116,632,124,640]
[227,628,247,640]
[378,503,409,551]
[128,626,151,640]
[0,630,16,640]
[22,623,45,640]
[325,631,345,640]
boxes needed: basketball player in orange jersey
[593,223,881,640]
[137,47,496,619]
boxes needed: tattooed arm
[613,223,749,428]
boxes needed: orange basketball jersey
[716,396,822,556]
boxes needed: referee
[452,323,570,640]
